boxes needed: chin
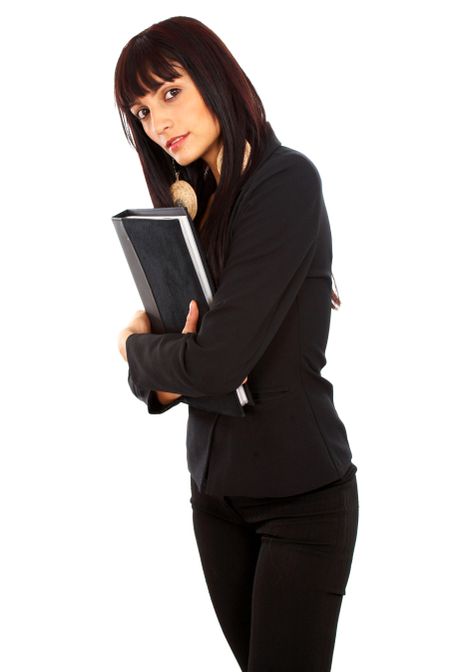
[175,152,198,167]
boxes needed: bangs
[116,41,184,110]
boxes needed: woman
[115,16,359,671]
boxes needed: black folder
[112,206,255,417]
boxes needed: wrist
[120,329,134,361]
[156,390,181,405]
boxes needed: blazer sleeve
[125,154,322,399]
[127,368,182,414]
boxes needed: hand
[118,309,152,362]
[155,299,201,405]
[181,300,248,386]
[156,299,248,405]
[119,302,248,404]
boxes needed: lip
[166,133,189,150]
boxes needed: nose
[154,123,173,148]
[150,111,171,143]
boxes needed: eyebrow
[129,77,183,108]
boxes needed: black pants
[189,473,359,671]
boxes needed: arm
[126,155,322,399]
[127,368,183,414]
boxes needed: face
[130,64,222,182]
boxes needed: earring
[169,140,252,221]
[216,139,251,177]
[169,160,198,220]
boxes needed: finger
[187,300,199,321]
[182,300,199,334]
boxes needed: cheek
[193,103,217,135]
[142,122,154,137]
[190,95,212,123]
[144,126,160,146]
[202,105,220,134]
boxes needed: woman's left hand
[118,302,248,391]
[118,309,151,362]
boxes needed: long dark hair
[114,15,271,288]
[114,15,341,308]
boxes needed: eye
[135,88,181,121]
[136,108,149,121]
[165,87,181,101]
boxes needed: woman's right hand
[155,300,247,405]
[155,390,182,405]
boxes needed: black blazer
[125,122,356,497]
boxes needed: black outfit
[125,122,359,670]
[126,121,357,498]
[189,470,359,671]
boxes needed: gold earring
[216,140,251,177]
[169,162,198,220]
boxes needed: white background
[1,1,448,670]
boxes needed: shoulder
[229,141,324,234]
[229,144,324,240]
[245,145,322,201]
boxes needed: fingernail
[189,300,193,313]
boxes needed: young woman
[115,16,359,671]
